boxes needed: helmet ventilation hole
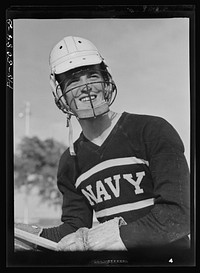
[78,40,82,43]
[59,46,63,49]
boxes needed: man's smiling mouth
[80,95,97,102]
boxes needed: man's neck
[79,111,121,146]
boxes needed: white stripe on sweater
[95,198,154,218]
[75,156,149,188]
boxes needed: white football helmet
[49,36,117,119]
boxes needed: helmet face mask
[55,65,117,119]
[49,36,117,119]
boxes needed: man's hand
[57,217,127,251]
[57,227,89,251]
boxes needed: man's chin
[75,102,109,119]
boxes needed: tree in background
[14,136,67,207]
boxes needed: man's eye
[68,78,79,85]
[72,77,80,82]
[89,73,100,79]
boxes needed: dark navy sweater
[41,112,190,249]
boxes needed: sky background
[13,18,190,165]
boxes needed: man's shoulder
[122,112,174,143]
[124,112,182,147]
[58,148,71,170]
[124,111,167,127]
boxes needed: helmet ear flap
[56,85,69,112]
[103,79,117,106]
[50,73,69,113]
[104,82,111,100]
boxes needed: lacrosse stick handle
[15,228,58,251]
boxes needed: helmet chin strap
[61,80,116,156]
[66,101,109,156]
[66,114,76,156]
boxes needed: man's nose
[80,84,92,94]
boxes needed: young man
[15,36,190,251]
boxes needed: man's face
[59,65,107,116]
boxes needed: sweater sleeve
[119,117,190,249]
[40,150,93,243]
